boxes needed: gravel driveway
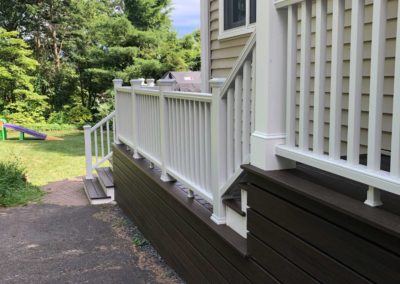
[0,178,183,284]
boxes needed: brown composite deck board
[243,164,400,251]
[96,167,114,188]
[113,145,278,283]
[248,234,319,284]
[248,210,371,284]
[113,163,218,283]
[223,198,246,216]
[83,178,108,199]
[114,162,228,283]
[247,183,400,283]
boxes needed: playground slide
[1,122,63,141]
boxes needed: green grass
[0,129,86,187]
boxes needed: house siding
[295,0,397,154]
[210,0,251,78]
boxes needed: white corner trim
[200,0,210,93]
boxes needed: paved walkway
[0,178,183,284]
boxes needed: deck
[113,144,400,283]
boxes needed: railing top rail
[164,91,212,103]
[115,86,131,93]
[275,0,304,9]
[135,88,161,96]
[91,111,116,133]
[219,32,256,99]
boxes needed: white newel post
[113,79,123,145]
[157,79,177,182]
[130,79,145,159]
[146,78,155,87]
[250,0,295,170]
[84,125,93,179]
[210,78,227,224]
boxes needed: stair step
[83,177,112,205]
[96,167,114,188]
[223,198,246,216]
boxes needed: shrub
[66,105,93,127]
[0,159,44,207]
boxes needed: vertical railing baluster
[100,125,104,159]
[94,129,98,164]
[180,99,185,173]
[347,0,365,165]
[199,103,208,188]
[368,0,387,171]
[391,1,400,178]
[242,60,252,161]
[194,101,200,186]
[329,0,345,159]
[286,5,298,147]
[184,100,190,177]
[106,120,111,154]
[189,101,195,182]
[234,75,243,169]
[205,103,211,191]
[227,88,234,175]
[365,0,387,207]
[313,0,327,155]
[299,0,312,150]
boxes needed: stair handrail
[218,32,256,99]
[84,111,116,179]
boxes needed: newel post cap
[209,78,226,88]
[130,78,145,87]
[113,79,123,88]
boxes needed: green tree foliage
[0,28,48,124]
[124,0,171,30]
[0,0,201,125]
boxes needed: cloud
[171,0,200,36]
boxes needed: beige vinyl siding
[210,0,251,78]
[295,0,397,155]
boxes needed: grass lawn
[0,129,86,187]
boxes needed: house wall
[295,0,396,154]
[210,0,252,78]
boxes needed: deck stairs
[83,167,115,205]
[82,111,117,205]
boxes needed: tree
[0,28,47,123]
[124,0,172,30]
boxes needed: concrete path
[0,178,183,284]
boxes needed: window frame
[219,0,256,40]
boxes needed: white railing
[274,0,400,205]
[210,32,256,211]
[84,111,116,179]
[113,35,256,222]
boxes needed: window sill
[218,25,255,41]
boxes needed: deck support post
[251,0,295,171]
[210,78,227,225]
[365,186,383,207]
[130,79,145,159]
[84,125,93,180]
[113,79,123,145]
[158,79,177,182]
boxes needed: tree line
[0,0,200,126]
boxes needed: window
[221,0,257,39]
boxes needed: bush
[0,159,44,207]
[66,105,92,127]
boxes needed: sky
[171,0,200,37]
